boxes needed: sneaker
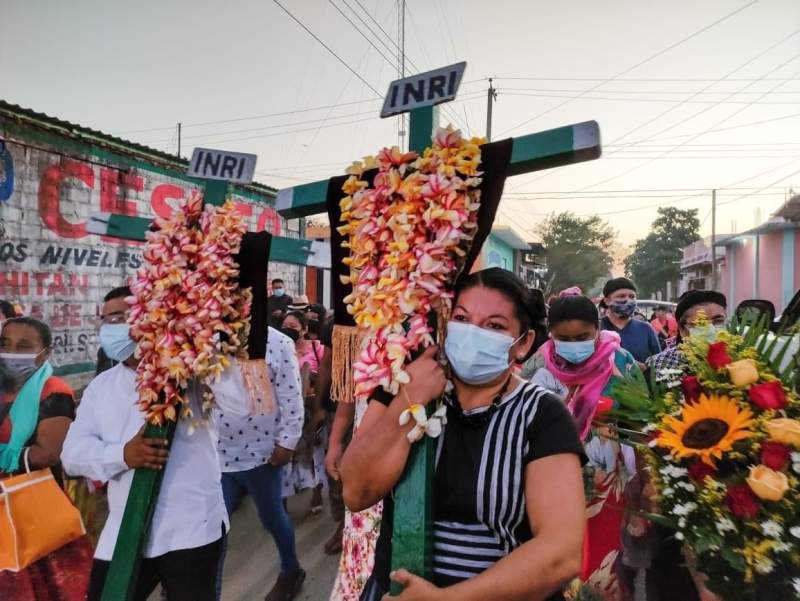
[264,568,306,601]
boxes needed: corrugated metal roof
[0,99,277,197]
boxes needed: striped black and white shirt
[431,381,582,597]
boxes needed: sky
[2,0,799,246]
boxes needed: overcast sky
[2,0,799,244]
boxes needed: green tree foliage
[624,207,701,299]
[537,212,616,294]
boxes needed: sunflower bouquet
[613,314,800,600]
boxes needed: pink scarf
[541,330,621,440]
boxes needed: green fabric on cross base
[390,437,436,593]
[100,420,176,601]
[388,106,437,591]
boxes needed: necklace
[448,373,515,427]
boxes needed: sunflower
[657,394,754,465]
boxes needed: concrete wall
[718,228,800,314]
[0,127,301,390]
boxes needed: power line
[516,46,800,195]
[272,0,383,97]
[500,86,800,95]
[495,0,759,136]
[500,91,800,105]
[493,76,800,83]
[116,98,383,135]
[326,0,398,72]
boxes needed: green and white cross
[273,62,601,591]
[89,153,327,601]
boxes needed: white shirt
[61,363,229,560]
[213,327,304,473]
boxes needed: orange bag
[0,453,86,571]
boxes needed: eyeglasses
[101,311,128,325]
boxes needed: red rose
[725,483,760,520]
[688,461,716,483]
[681,376,702,403]
[748,381,787,411]
[707,341,732,370]
[760,441,791,471]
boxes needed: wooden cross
[90,164,327,601]
[273,62,601,590]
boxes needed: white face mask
[687,323,726,343]
[0,350,45,381]
[444,321,525,385]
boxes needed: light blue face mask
[444,321,524,385]
[554,339,596,364]
[99,324,137,362]
[272,288,285,297]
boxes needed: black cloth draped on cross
[233,231,276,412]
[325,138,514,402]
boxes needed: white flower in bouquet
[716,518,736,534]
[755,557,775,575]
[791,526,800,540]
[673,502,697,516]
[761,520,783,537]
[662,487,675,497]
[793,577,800,595]
[675,531,685,541]
[775,541,791,553]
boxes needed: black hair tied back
[454,267,548,361]
[548,295,600,329]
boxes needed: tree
[537,212,616,294]
[624,207,700,299]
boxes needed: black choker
[447,374,514,427]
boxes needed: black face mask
[281,327,301,342]
[308,319,320,333]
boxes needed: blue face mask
[99,324,136,362]
[609,300,636,318]
[272,288,285,297]
[445,321,523,385]
[554,339,596,364]
[0,351,44,381]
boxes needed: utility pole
[486,78,497,142]
[177,122,182,158]
[711,188,717,291]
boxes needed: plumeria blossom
[129,196,250,425]
[399,402,448,443]
[340,126,484,402]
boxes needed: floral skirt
[0,536,93,601]
[329,501,383,601]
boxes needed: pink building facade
[717,220,800,314]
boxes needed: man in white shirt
[214,326,305,601]
[62,286,229,601]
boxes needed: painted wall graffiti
[0,136,292,388]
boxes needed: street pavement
[221,490,341,601]
[149,489,341,601]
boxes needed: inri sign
[188,148,258,184]
[380,62,467,118]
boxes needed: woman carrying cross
[340,268,586,601]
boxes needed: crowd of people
[0,270,741,601]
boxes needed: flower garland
[338,126,483,406]
[128,194,251,425]
[612,314,800,600]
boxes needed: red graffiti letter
[150,184,185,220]
[38,160,94,238]
[100,169,143,243]
[234,201,253,219]
[100,169,141,215]
[257,208,282,236]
